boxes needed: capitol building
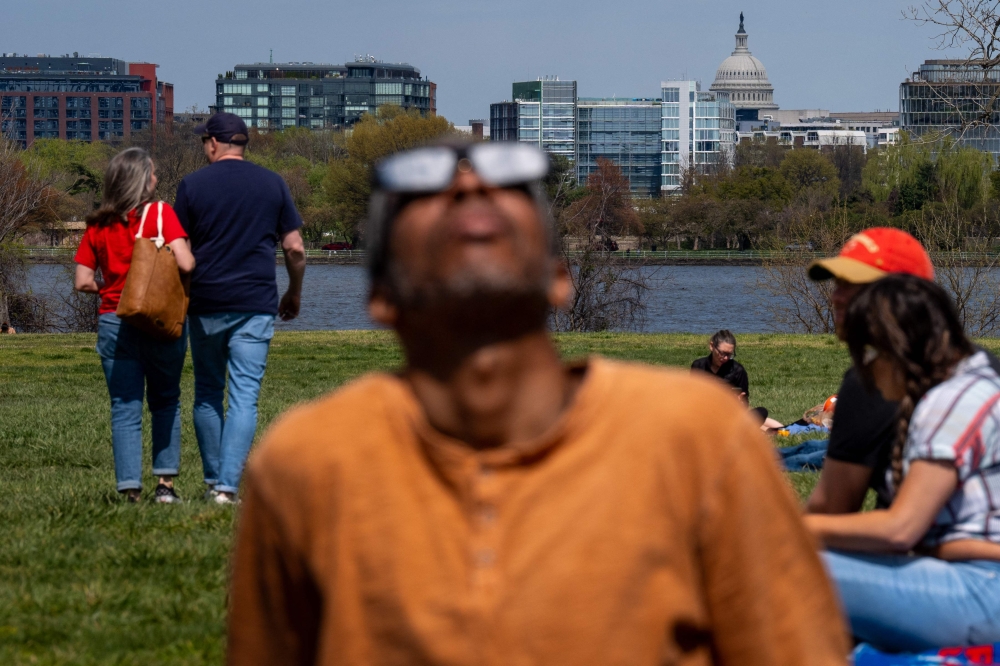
[709,13,778,121]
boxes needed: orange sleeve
[227,465,322,666]
[698,415,850,666]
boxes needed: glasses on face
[713,346,735,360]
[375,143,549,195]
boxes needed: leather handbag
[116,202,189,341]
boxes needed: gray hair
[365,147,558,291]
[92,148,155,224]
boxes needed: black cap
[193,112,249,145]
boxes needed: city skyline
[5,0,968,124]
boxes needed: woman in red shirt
[74,147,195,503]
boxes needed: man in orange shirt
[227,140,849,666]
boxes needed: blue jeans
[823,550,1000,652]
[779,439,828,471]
[96,313,187,492]
[189,312,274,494]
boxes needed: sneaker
[212,491,240,506]
[122,489,142,503]
[154,483,182,504]
[203,488,220,502]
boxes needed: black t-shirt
[691,355,750,400]
[827,347,1000,509]
[174,160,303,315]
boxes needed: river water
[28,264,787,334]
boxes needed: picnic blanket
[854,642,1000,665]
[778,439,828,471]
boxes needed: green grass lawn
[2,330,966,665]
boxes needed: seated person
[1,322,15,334]
[691,330,783,430]
[805,275,1000,653]
[804,229,1000,513]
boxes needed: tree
[779,149,841,199]
[554,159,650,331]
[734,136,788,169]
[324,107,454,245]
[0,137,57,326]
[907,1,1000,133]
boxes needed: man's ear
[548,260,573,311]
[368,286,399,328]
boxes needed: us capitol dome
[709,13,778,121]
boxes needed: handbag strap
[135,202,165,249]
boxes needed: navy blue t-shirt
[174,160,302,315]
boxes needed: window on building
[281,86,295,96]
[281,97,295,107]
[257,97,269,106]
[257,84,269,93]
[282,108,295,118]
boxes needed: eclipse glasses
[375,143,550,195]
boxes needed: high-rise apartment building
[215,57,436,130]
[489,78,577,161]
[576,98,662,196]
[0,54,173,147]
[660,81,736,193]
[900,59,1000,159]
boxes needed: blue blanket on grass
[778,439,828,471]
[783,422,830,436]
[854,642,1000,665]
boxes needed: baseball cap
[807,227,934,283]
[193,112,249,145]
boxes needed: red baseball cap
[807,228,934,283]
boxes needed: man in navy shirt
[175,113,306,504]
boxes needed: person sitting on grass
[804,229,1000,514]
[73,147,195,504]
[805,275,1000,653]
[1,322,15,334]
[691,329,783,431]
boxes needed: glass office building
[900,59,1000,160]
[216,58,436,130]
[0,55,172,147]
[660,81,735,193]
[489,79,577,160]
[576,98,662,196]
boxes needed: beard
[387,258,553,344]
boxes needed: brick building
[0,54,173,147]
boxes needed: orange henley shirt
[228,357,849,665]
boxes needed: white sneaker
[212,491,240,505]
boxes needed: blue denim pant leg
[138,323,187,477]
[822,550,1000,653]
[97,314,186,491]
[189,313,273,493]
[779,439,828,471]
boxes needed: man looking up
[174,113,306,505]
[227,139,848,666]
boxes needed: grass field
[1,330,962,665]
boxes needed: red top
[74,202,188,314]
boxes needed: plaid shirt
[902,351,1000,547]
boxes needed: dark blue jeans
[779,439,828,471]
[96,314,187,491]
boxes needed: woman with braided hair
[805,274,1000,652]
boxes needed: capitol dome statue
[710,13,778,121]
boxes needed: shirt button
[475,549,496,567]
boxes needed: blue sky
[4,0,963,124]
